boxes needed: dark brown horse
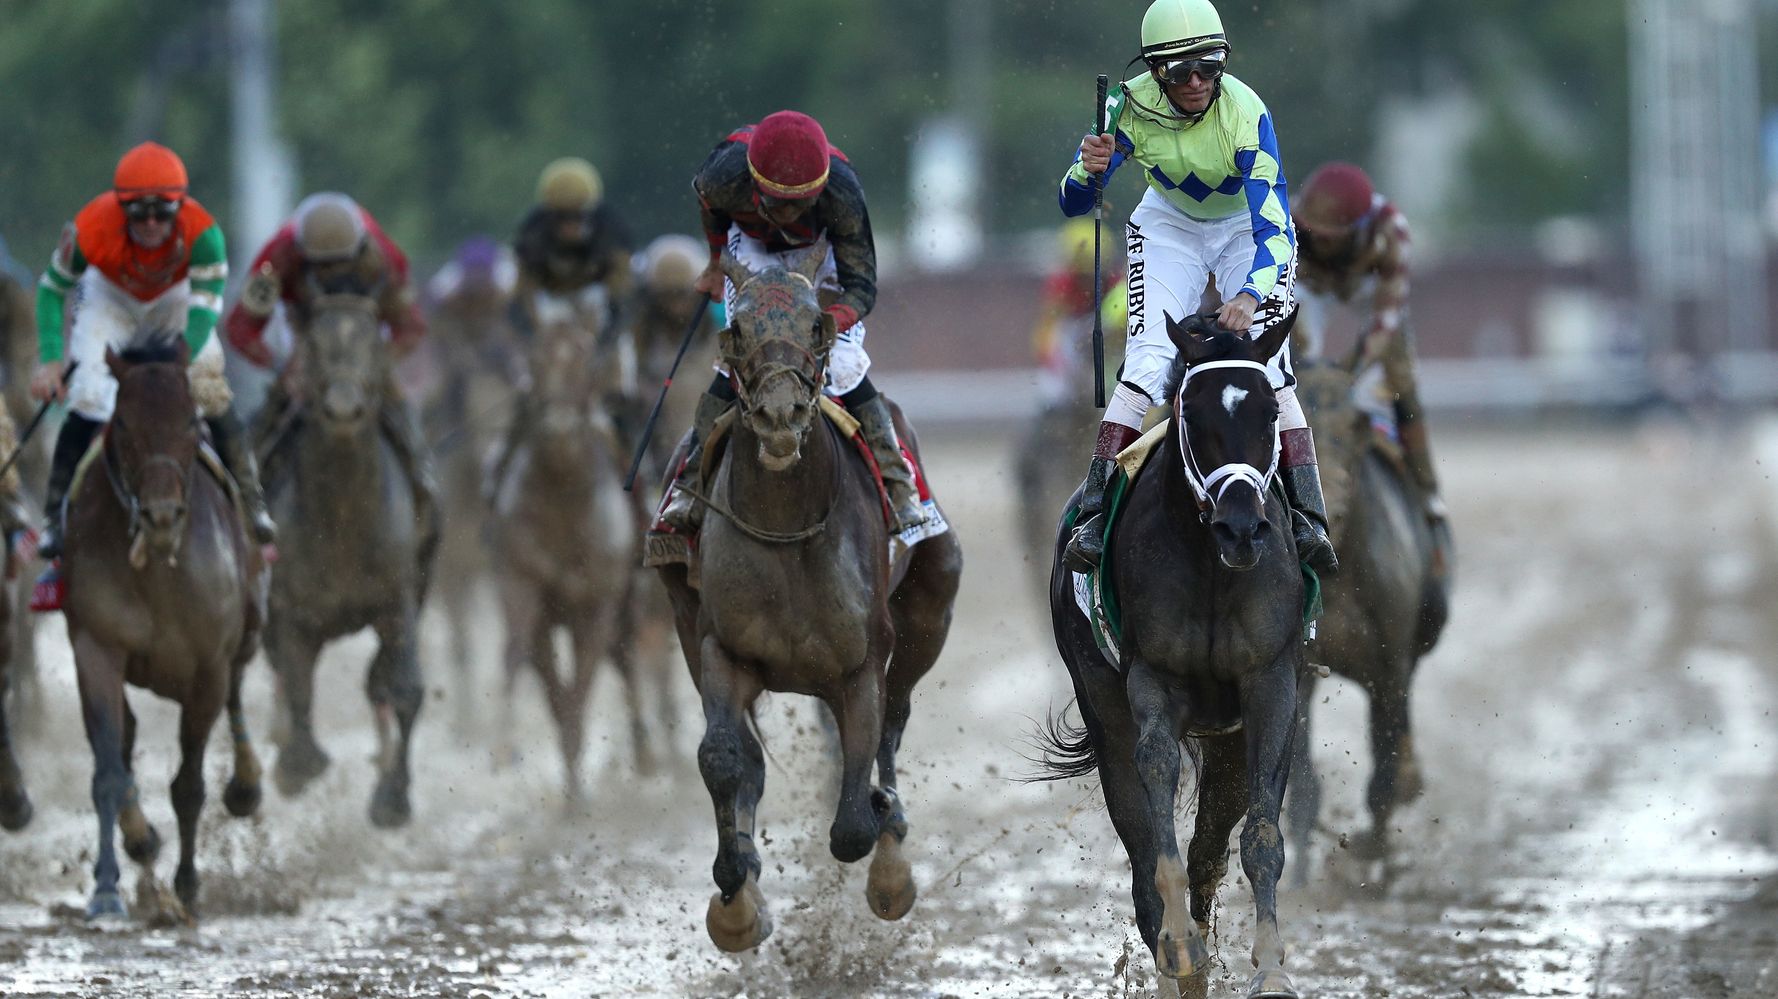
[62,336,266,921]
[654,252,962,952]
[1285,362,1449,876]
[260,293,436,827]
[1041,314,1308,999]
[489,306,655,798]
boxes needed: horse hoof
[368,783,412,829]
[85,889,128,922]
[1347,828,1387,861]
[865,830,916,921]
[706,879,772,953]
[123,823,163,865]
[0,789,33,832]
[274,743,330,797]
[1155,927,1209,980]
[1246,969,1299,999]
[223,776,263,818]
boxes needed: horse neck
[294,401,388,504]
[725,412,840,535]
[1157,417,1221,557]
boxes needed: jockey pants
[66,270,230,422]
[717,224,870,397]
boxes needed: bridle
[102,409,199,561]
[724,270,830,415]
[1173,359,1280,513]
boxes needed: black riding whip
[1091,73,1109,409]
[623,296,711,492]
[0,360,78,485]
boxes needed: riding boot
[206,411,277,544]
[1280,427,1339,577]
[35,414,100,561]
[379,397,439,540]
[659,387,732,533]
[1062,420,1143,573]
[851,394,926,533]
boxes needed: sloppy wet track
[0,422,1774,997]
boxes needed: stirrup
[1293,515,1339,576]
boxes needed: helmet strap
[1123,55,1224,128]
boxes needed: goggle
[123,198,181,222]
[757,191,816,213]
[1151,50,1227,85]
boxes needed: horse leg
[71,634,130,920]
[1184,732,1247,949]
[367,606,424,828]
[496,580,545,770]
[266,622,329,795]
[1357,668,1417,861]
[1125,661,1207,982]
[0,653,31,831]
[696,635,770,952]
[826,642,888,866]
[222,650,264,818]
[1283,673,1323,888]
[170,699,222,919]
[1238,665,1302,999]
[117,698,161,866]
[555,608,609,802]
[594,605,654,779]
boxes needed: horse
[0,529,26,830]
[653,251,962,952]
[1284,362,1449,876]
[1039,313,1309,999]
[259,293,436,828]
[488,303,656,798]
[61,336,266,921]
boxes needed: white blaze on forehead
[1222,384,1249,416]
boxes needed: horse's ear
[718,250,750,290]
[795,248,824,284]
[1249,305,1297,362]
[105,346,125,381]
[817,309,838,347]
[1166,312,1217,365]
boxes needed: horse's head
[1164,310,1296,570]
[717,251,834,471]
[104,335,200,566]
[297,293,387,436]
[526,297,610,462]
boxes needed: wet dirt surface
[1,420,1776,997]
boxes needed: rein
[101,420,197,555]
[1172,359,1280,512]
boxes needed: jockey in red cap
[660,110,924,534]
[1292,162,1448,567]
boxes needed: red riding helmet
[747,111,832,201]
[113,142,189,203]
[1294,162,1377,235]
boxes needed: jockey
[512,157,633,337]
[427,235,518,369]
[1033,217,1127,408]
[29,142,273,560]
[660,109,925,533]
[1292,162,1447,544]
[634,233,719,347]
[1057,0,1338,576]
[222,192,437,531]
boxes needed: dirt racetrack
[1,419,1776,998]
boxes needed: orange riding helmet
[113,142,189,203]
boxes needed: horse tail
[1021,698,1100,783]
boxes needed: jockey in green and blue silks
[1056,0,1338,578]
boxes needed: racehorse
[1040,313,1309,999]
[62,336,266,920]
[488,303,655,798]
[259,293,436,827]
[653,252,962,952]
[1285,362,1449,874]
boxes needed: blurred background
[0,0,1773,416]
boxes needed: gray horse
[260,294,436,828]
[1285,362,1449,873]
[1041,314,1308,999]
[489,306,654,798]
[654,253,962,953]
[63,337,266,921]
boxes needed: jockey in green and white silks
[1057,0,1338,577]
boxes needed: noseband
[1174,359,1280,510]
[726,271,829,413]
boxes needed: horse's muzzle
[1211,501,1271,572]
[320,382,372,431]
[135,499,187,568]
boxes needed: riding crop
[623,296,711,492]
[1091,73,1109,409]
[0,361,77,485]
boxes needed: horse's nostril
[1253,519,1270,539]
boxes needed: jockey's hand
[694,262,724,301]
[28,361,66,404]
[1078,133,1115,175]
[1217,293,1258,333]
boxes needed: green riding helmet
[1140,0,1230,61]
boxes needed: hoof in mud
[1347,827,1388,862]
[1245,969,1299,999]
[1154,974,1184,999]
[273,742,331,797]
[368,781,412,829]
[84,888,128,922]
[1155,927,1209,980]
[223,776,263,818]
[706,878,772,953]
[138,874,195,928]
[123,823,163,865]
[865,829,916,921]
[0,789,33,831]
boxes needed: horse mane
[116,330,186,366]
[1159,326,1250,400]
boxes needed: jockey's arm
[223,230,296,370]
[183,223,228,359]
[35,221,87,365]
[823,177,877,333]
[380,279,427,359]
[1358,211,1411,371]
[1233,110,1292,310]
[1059,86,1132,218]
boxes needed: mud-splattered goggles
[1151,50,1227,85]
[123,198,181,222]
